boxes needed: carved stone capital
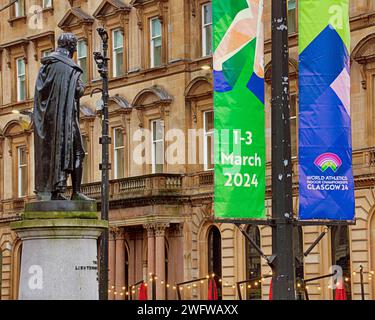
[109,226,118,240]
[143,223,156,237]
[111,227,125,240]
[154,223,169,237]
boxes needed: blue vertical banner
[298,0,355,220]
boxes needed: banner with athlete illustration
[298,0,355,220]
[213,0,266,218]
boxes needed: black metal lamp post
[271,0,296,300]
[94,27,111,301]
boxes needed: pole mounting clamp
[99,163,112,171]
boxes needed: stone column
[155,223,169,300]
[115,228,126,300]
[127,229,136,291]
[169,224,184,300]
[108,228,117,300]
[135,230,144,289]
[144,224,155,299]
[174,224,184,284]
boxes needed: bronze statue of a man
[33,33,91,201]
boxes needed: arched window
[331,226,352,299]
[245,226,261,300]
[207,226,222,299]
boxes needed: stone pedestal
[10,201,108,300]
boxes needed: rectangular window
[82,135,89,184]
[18,146,28,197]
[113,128,125,179]
[151,120,164,174]
[150,18,162,68]
[14,0,25,17]
[288,0,297,34]
[204,111,214,171]
[43,0,53,8]
[16,58,26,102]
[77,40,88,83]
[202,2,213,57]
[290,94,297,158]
[112,29,124,77]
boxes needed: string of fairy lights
[107,269,375,297]
[108,273,223,296]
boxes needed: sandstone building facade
[1,0,375,300]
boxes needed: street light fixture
[94,27,111,301]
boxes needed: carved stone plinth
[10,200,108,300]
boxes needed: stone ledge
[25,200,97,213]
[22,211,99,220]
[10,218,108,231]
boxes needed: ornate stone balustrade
[2,148,375,218]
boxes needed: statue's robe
[33,51,83,193]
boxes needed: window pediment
[1,39,29,67]
[352,33,375,65]
[185,77,212,101]
[93,0,131,20]
[58,7,94,30]
[3,120,31,139]
[132,85,172,108]
[352,33,375,89]
[133,85,171,128]
[109,95,131,114]
[132,0,168,29]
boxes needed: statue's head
[57,33,78,58]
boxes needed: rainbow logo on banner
[314,153,342,173]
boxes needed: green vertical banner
[213,0,266,218]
